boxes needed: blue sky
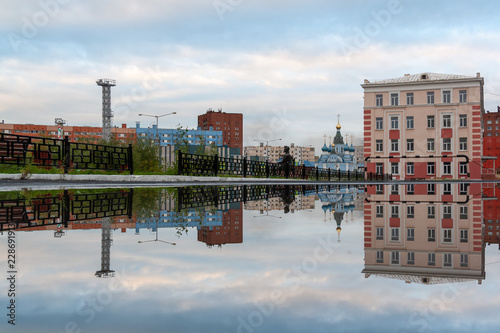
[2,0,500,150]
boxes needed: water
[1,184,500,333]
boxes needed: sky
[2,0,500,151]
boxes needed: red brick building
[0,122,136,143]
[482,108,500,177]
[197,203,243,247]
[198,108,243,154]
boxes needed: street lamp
[138,112,177,145]
[254,138,281,162]
[138,112,176,167]
[137,218,176,245]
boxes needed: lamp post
[138,112,176,167]
[138,112,177,145]
[254,138,281,162]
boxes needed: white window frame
[375,117,383,130]
[442,90,451,104]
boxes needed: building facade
[198,108,243,155]
[362,72,484,180]
[482,108,500,176]
[0,122,136,143]
[363,183,485,284]
[244,143,315,164]
[135,123,223,147]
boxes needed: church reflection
[1,183,498,285]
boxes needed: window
[443,162,451,175]
[427,115,435,128]
[376,184,384,194]
[443,205,452,219]
[459,183,468,195]
[391,139,399,152]
[391,93,399,106]
[406,92,414,105]
[407,252,415,265]
[391,205,399,218]
[406,139,414,152]
[376,163,383,174]
[459,90,467,103]
[376,140,383,152]
[459,162,468,175]
[391,228,400,241]
[407,116,414,129]
[427,138,435,151]
[406,162,414,175]
[407,227,415,240]
[459,114,467,127]
[376,117,383,130]
[391,184,399,195]
[376,250,384,263]
[427,162,435,175]
[391,162,399,175]
[427,205,435,218]
[442,90,451,103]
[460,206,468,219]
[428,253,436,266]
[427,91,435,104]
[376,94,383,106]
[459,137,467,151]
[391,116,399,129]
[443,138,451,151]
[427,184,435,195]
[428,228,436,242]
[460,254,468,267]
[391,251,400,264]
[443,253,452,267]
[487,120,493,124]
[443,114,451,128]
[376,206,384,218]
[407,184,414,195]
[407,206,415,219]
[460,229,468,243]
[376,226,384,239]
[443,183,452,195]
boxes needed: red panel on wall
[442,219,453,229]
[389,130,400,140]
[441,195,453,202]
[390,218,400,227]
[414,162,427,178]
[441,128,452,138]
[415,184,427,195]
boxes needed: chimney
[404,73,410,77]
[476,72,481,78]
[122,123,126,128]
[364,79,370,84]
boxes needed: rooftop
[363,72,482,86]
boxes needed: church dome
[321,143,329,152]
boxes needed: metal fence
[0,133,133,174]
[177,151,389,181]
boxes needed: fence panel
[0,133,132,173]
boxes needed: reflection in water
[363,183,486,284]
[1,184,500,332]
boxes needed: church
[316,118,358,172]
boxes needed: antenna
[96,78,116,141]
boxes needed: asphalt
[0,173,498,191]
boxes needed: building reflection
[362,183,486,284]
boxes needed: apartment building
[362,72,484,180]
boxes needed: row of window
[374,183,468,195]
[375,114,468,130]
[377,227,468,243]
[375,137,468,153]
[376,90,467,107]
[376,251,469,267]
[375,162,468,176]
[375,204,469,219]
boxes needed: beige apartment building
[362,183,484,284]
[362,72,484,180]
[244,143,315,164]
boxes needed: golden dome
[336,121,341,130]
